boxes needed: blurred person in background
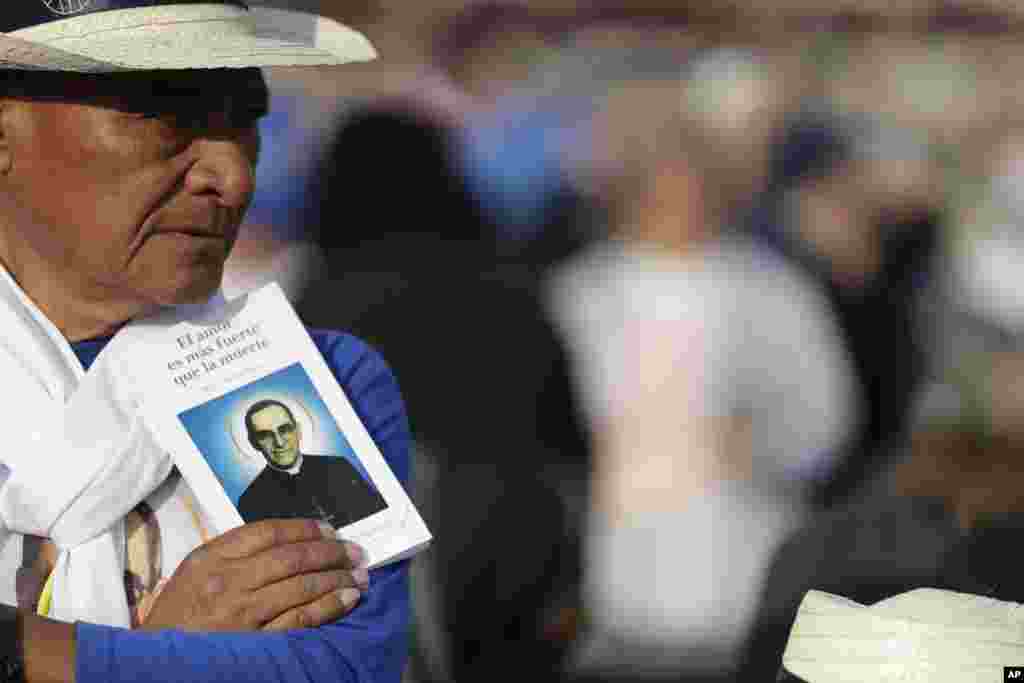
[741,233,1024,679]
[546,48,856,680]
[299,109,588,683]
[421,0,601,267]
[297,6,592,681]
[925,123,1024,604]
[741,114,1024,679]
[950,126,1024,337]
[298,97,590,475]
[748,108,943,509]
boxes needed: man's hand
[141,519,369,632]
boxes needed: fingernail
[318,521,336,539]
[344,541,366,567]
[338,587,361,609]
[352,568,370,591]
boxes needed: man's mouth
[163,227,228,239]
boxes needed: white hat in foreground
[0,1,376,72]
[782,588,1024,682]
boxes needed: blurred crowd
[231,1,1024,680]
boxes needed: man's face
[249,404,301,469]
[0,69,266,313]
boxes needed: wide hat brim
[0,4,377,72]
[781,588,1024,682]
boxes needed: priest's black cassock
[237,454,386,529]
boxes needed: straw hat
[0,1,376,72]
[781,588,1024,682]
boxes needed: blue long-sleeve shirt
[70,330,412,683]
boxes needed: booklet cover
[116,282,431,569]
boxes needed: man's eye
[279,424,295,435]
[136,110,198,129]
[173,110,212,129]
[136,111,171,122]
[139,107,263,130]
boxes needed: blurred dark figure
[298,103,590,682]
[303,104,494,264]
[748,110,942,509]
[411,461,582,683]
[301,104,589,470]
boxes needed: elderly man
[0,3,411,683]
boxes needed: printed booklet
[114,282,431,569]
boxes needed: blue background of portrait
[178,362,370,505]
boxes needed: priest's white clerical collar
[266,454,304,476]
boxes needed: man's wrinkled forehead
[0,68,269,113]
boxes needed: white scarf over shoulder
[0,267,174,627]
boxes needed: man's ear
[0,101,12,175]
[0,99,32,177]
[247,426,261,453]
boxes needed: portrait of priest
[238,399,387,529]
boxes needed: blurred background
[231,1,1024,680]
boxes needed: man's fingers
[261,586,364,631]
[204,519,336,560]
[250,568,368,626]
[231,538,365,592]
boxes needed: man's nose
[270,432,284,449]
[183,134,258,212]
